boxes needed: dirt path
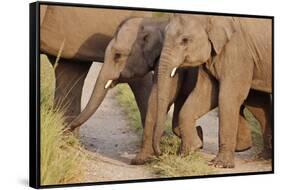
[80,63,157,182]
[79,62,271,182]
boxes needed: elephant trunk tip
[68,119,81,131]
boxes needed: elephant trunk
[153,52,175,155]
[69,68,112,130]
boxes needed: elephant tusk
[104,80,113,89]
[170,67,177,77]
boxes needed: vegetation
[116,84,143,132]
[152,12,171,18]
[115,84,214,177]
[149,135,214,177]
[244,108,264,152]
[40,55,86,185]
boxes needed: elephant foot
[173,126,203,148]
[257,149,272,160]
[178,134,203,156]
[208,152,235,168]
[131,149,154,165]
[235,143,252,152]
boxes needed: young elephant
[69,17,185,163]
[70,16,253,164]
[153,14,272,168]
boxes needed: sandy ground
[79,62,271,182]
[80,63,157,182]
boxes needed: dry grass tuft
[40,54,86,185]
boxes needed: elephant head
[70,17,167,130]
[153,14,236,155]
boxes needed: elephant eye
[114,53,122,62]
[180,37,189,45]
[143,34,149,42]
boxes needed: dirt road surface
[80,63,157,182]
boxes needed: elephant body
[154,14,272,168]
[205,17,272,93]
[40,5,152,61]
[69,16,253,165]
[40,5,153,134]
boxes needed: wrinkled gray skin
[70,17,253,165]
[153,14,272,168]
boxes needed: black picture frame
[30,1,274,188]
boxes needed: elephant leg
[172,92,204,143]
[172,69,203,139]
[172,95,186,138]
[177,67,252,155]
[128,73,153,127]
[210,79,251,168]
[131,83,157,165]
[178,67,219,156]
[260,105,272,159]
[52,57,92,137]
[245,90,272,158]
[173,93,252,152]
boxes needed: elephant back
[40,5,152,62]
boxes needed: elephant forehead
[167,15,203,37]
[114,18,143,50]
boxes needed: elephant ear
[141,25,164,68]
[206,17,236,55]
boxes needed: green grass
[40,54,86,185]
[115,84,214,177]
[243,108,264,152]
[115,84,173,133]
[116,84,143,132]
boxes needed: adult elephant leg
[172,94,186,138]
[52,57,92,137]
[131,83,157,165]
[211,78,251,168]
[128,73,153,127]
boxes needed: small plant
[40,55,86,185]
[243,108,264,152]
[116,84,143,132]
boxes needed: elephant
[69,16,253,165]
[40,5,153,136]
[67,16,170,164]
[153,14,272,168]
